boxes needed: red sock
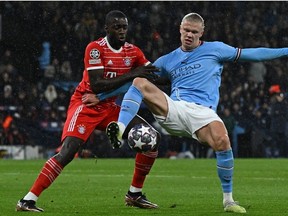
[30,157,63,196]
[131,151,158,189]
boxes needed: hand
[130,65,160,82]
[82,93,100,107]
[142,71,160,83]
[131,65,159,74]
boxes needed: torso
[74,37,149,104]
[154,41,238,111]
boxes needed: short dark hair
[105,10,127,26]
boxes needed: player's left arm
[92,69,167,102]
[81,84,130,106]
[83,72,167,105]
[93,73,169,102]
[215,42,288,63]
[82,75,133,105]
[238,47,288,62]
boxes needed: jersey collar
[104,37,123,53]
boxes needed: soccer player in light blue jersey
[102,12,288,214]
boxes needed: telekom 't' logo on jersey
[106,71,117,78]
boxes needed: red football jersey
[73,37,150,104]
[61,37,150,142]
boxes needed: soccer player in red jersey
[16,10,160,212]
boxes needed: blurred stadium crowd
[0,1,288,158]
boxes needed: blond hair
[181,13,205,29]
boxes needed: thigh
[153,95,191,137]
[156,99,223,140]
[141,81,168,117]
[62,101,119,142]
[96,105,120,131]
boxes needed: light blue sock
[216,149,234,193]
[118,85,143,127]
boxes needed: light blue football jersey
[153,41,239,111]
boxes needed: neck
[182,40,201,51]
[106,37,123,51]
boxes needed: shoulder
[203,41,228,48]
[163,47,181,58]
[86,38,106,50]
[205,41,237,51]
[83,38,106,61]
[154,48,180,66]
[202,41,237,54]
[123,42,146,57]
[84,38,106,57]
[123,42,141,51]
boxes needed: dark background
[0,1,288,159]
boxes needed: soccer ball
[127,123,158,153]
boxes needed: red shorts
[61,95,120,142]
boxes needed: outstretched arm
[88,65,159,94]
[96,76,170,101]
[239,47,288,62]
[83,67,155,105]
[97,82,132,100]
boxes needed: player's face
[180,20,204,51]
[106,17,128,49]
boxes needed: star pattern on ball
[128,124,158,152]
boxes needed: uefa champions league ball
[127,123,158,153]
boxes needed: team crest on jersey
[90,49,100,59]
[123,58,131,66]
[77,124,86,134]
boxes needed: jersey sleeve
[214,42,241,62]
[239,47,288,62]
[153,56,169,78]
[216,42,288,62]
[84,41,104,71]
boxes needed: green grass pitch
[1,158,288,215]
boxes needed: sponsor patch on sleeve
[89,59,101,64]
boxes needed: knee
[132,77,150,91]
[54,137,83,167]
[213,134,231,151]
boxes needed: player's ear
[200,30,204,38]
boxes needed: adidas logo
[107,60,113,65]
